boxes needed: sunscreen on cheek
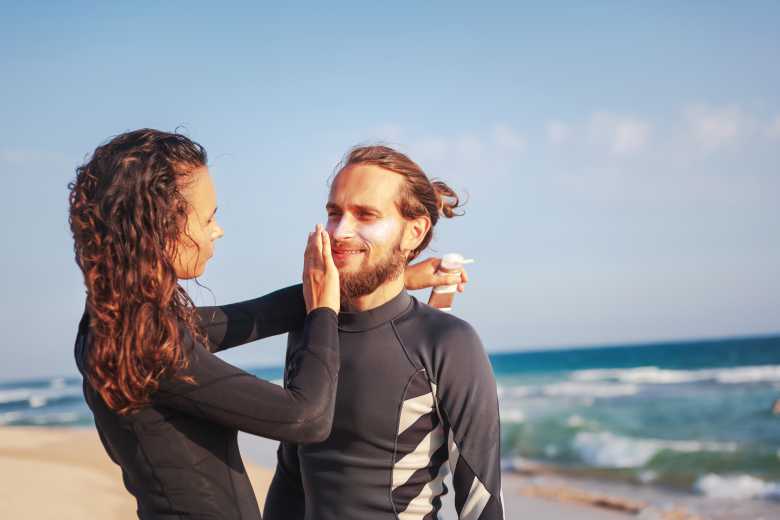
[355,219,397,243]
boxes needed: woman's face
[173,166,224,279]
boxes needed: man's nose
[327,215,356,240]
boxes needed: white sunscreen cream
[428,253,474,311]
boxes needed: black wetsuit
[264,290,504,520]
[74,285,336,520]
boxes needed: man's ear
[401,215,432,255]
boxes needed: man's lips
[331,246,366,261]
[332,249,365,255]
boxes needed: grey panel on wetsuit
[264,290,504,520]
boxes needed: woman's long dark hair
[69,129,208,414]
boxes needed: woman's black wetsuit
[74,284,337,520]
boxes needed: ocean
[3,335,779,506]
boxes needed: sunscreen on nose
[428,253,474,312]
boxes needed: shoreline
[1,426,777,519]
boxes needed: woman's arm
[154,306,339,443]
[196,284,306,353]
[198,256,465,353]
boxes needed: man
[264,146,504,520]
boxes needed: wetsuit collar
[338,290,413,332]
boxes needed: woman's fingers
[320,226,336,270]
[303,231,314,273]
[313,224,324,268]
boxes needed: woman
[69,129,463,519]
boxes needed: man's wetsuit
[75,285,335,520]
[264,290,504,520]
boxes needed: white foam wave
[572,365,780,385]
[29,412,81,425]
[0,412,24,425]
[500,409,526,423]
[499,381,638,400]
[0,385,81,407]
[0,389,34,405]
[0,410,82,426]
[695,474,780,500]
[543,381,639,398]
[573,431,738,468]
[497,385,532,398]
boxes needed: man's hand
[404,257,469,293]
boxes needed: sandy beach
[0,427,273,520]
[0,426,739,520]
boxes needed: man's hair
[335,145,463,261]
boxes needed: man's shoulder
[396,298,484,351]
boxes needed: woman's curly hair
[69,129,208,414]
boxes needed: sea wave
[572,431,738,468]
[571,365,780,385]
[500,409,526,423]
[0,410,85,426]
[695,473,780,500]
[0,384,82,408]
[497,381,638,400]
[543,381,639,398]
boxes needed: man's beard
[339,240,406,300]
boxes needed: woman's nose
[213,223,224,240]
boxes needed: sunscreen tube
[427,253,474,312]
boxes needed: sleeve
[263,441,305,520]
[196,284,306,353]
[153,307,338,444]
[434,321,504,520]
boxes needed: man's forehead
[328,164,404,208]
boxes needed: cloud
[588,112,651,156]
[453,134,485,162]
[767,115,780,140]
[493,124,527,152]
[546,120,571,145]
[683,104,751,150]
[407,135,450,165]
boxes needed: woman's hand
[404,257,469,293]
[303,224,340,314]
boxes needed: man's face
[326,164,408,298]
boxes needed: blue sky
[1,2,778,380]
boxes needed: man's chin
[335,260,364,273]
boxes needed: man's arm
[264,441,305,520]
[196,284,306,353]
[435,321,504,520]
